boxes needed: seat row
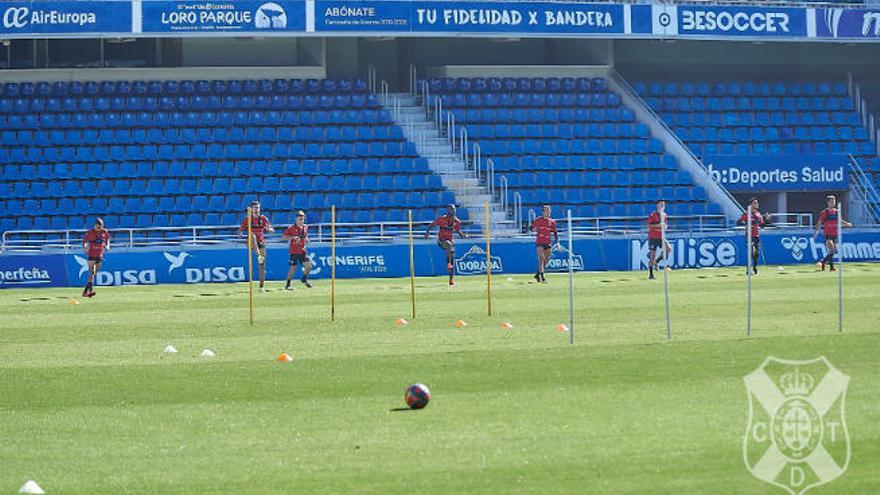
[472,137,663,155]
[502,170,692,188]
[464,123,649,139]
[1,125,406,147]
[520,202,719,220]
[0,79,369,98]
[0,94,381,114]
[2,157,431,181]
[517,186,706,203]
[423,77,607,94]
[633,81,849,98]
[435,92,621,109]
[664,111,861,127]
[0,141,419,164]
[688,141,875,156]
[2,173,444,199]
[0,109,393,130]
[644,96,854,113]
[674,125,869,142]
[490,154,677,171]
[452,107,635,124]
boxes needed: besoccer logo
[780,237,810,261]
[743,357,850,495]
[255,3,287,29]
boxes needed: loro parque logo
[743,357,850,495]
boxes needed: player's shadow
[389,407,413,412]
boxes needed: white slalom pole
[747,206,752,337]
[662,209,671,340]
[838,202,843,333]
[567,209,575,345]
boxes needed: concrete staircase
[383,92,515,233]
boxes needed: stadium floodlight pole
[838,202,843,332]
[746,205,753,337]
[408,209,416,319]
[331,205,336,322]
[246,206,254,326]
[662,208,671,340]
[485,202,492,317]
[567,209,574,345]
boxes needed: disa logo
[255,2,287,28]
[73,255,156,286]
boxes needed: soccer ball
[404,383,431,409]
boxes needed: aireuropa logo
[630,238,737,270]
[744,357,850,495]
[455,245,503,275]
[73,255,156,286]
[0,266,52,286]
[2,5,97,30]
[545,243,584,272]
[780,237,809,261]
[255,2,287,29]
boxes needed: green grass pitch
[1,264,879,494]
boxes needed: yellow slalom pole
[331,205,336,322]
[485,202,492,317]
[408,209,416,319]
[246,207,254,326]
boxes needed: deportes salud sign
[705,154,849,192]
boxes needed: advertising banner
[704,154,849,192]
[0,254,69,288]
[816,8,880,39]
[0,0,132,36]
[141,0,306,33]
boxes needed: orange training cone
[500,322,513,329]
[556,324,569,333]
[277,352,293,363]
[69,298,80,305]
[395,318,408,326]
[454,319,467,328]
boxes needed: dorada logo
[455,245,503,275]
[781,237,809,261]
[0,266,51,286]
[163,252,190,274]
[314,253,387,275]
[255,2,287,29]
[744,357,850,495]
[545,243,584,272]
[630,238,737,270]
[73,255,156,286]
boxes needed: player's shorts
[823,231,839,241]
[254,239,266,250]
[87,255,104,262]
[750,236,761,248]
[537,243,551,251]
[648,238,663,250]
[289,253,308,266]
[438,240,454,251]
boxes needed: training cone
[500,322,514,329]
[556,324,569,333]
[200,349,216,358]
[454,319,467,328]
[506,277,515,282]
[163,345,178,354]
[68,298,79,305]
[277,352,293,363]
[394,318,408,326]
[19,480,45,494]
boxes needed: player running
[82,217,110,298]
[283,210,312,289]
[529,205,558,283]
[646,200,672,280]
[240,200,274,292]
[737,197,772,275]
[814,195,852,271]
[425,204,468,286]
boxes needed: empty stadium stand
[0,78,458,237]
[633,80,875,158]
[424,76,723,225]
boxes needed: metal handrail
[847,154,880,224]
[380,80,390,107]
[367,65,377,94]
[459,126,469,164]
[513,191,522,233]
[447,112,456,146]
[498,174,508,212]
[472,142,481,182]
[486,157,496,199]
[408,64,417,97]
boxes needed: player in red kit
[646,200,672,280]
[283,210,312,289]
[82,217,110,298]
[814,195,852,271]
[425,204,468,286]
[529,205,558,283]
[737,197,772,275]
[240,200,274,291]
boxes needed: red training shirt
[83,229,110,258]
[430,215,462,242]
[284,224,308,255]
[818,208,840,237]
[647,211,667,240]
[530,217,558,245]
[240,214,271,243]
[738,210,765,237]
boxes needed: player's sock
[534,272,540,282]
[649,264,654,278]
